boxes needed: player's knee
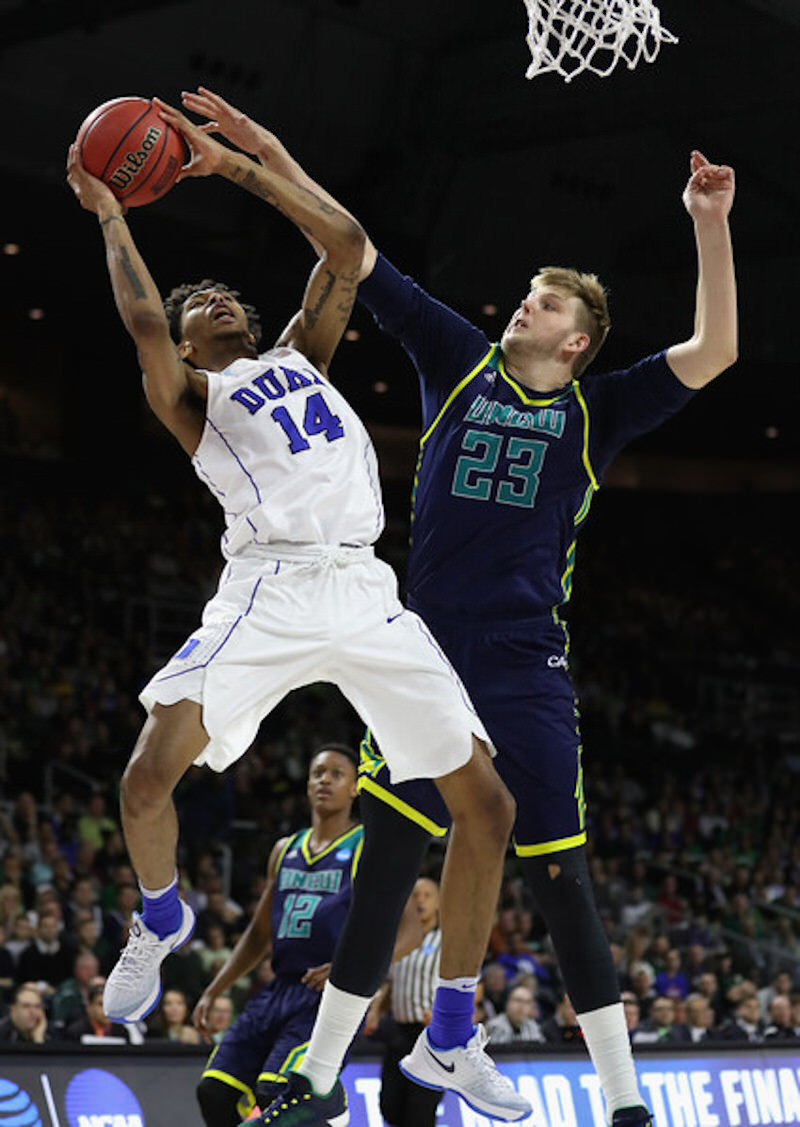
[120,752,173,817]
[196,1076,242,1127]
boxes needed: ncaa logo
[65,1070,144,1127]
[0,1078,42,1126]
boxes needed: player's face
[501,286,585,357]
[180,288,250,346]
[307,750,358,813]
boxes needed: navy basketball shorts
[360,610,586,857]
[202,977,321,1109]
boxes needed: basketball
[77,96,186,208]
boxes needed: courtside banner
[1,1046,800,1126]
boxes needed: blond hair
[531,266,610,378]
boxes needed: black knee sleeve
[330,791,432,996]
[196,1076,244,1127]
[522,846,620,1013]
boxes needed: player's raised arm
[666,150,738,389]
[65,143,204,455]
[180,87,378,282]
[158,99,366,374]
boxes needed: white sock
[578,1002,644,1117]
[297,982,372,1095]
[139,874,178,899]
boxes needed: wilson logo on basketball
[108,126,163,190]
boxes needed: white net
[523,0,677,82]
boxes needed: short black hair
[162,278,263,347]
[309,742,359,773]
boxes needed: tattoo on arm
[305,270,335,330]
[119,246,146,300]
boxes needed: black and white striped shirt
[389,926,442,1024]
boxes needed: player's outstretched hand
[66,143,122,217]
[683,150,735,221]
[181,86,267,155]
[153,98,226,180]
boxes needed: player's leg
[198,994,278,1127]
[397,742,531,1122]
[442,613,651,1127]
[522,847,651,1125]
[292,785,433,1102]
[103,700,205,1022]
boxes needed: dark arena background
[1,3,799,1126]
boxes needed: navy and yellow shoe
[247,1072,348,1127]
[611,1107,654,1127]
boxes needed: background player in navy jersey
[194,743,387,1126]
[181,89,737,1127]
[66,99,526,1125]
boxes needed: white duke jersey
[191,347,384,558]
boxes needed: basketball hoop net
[523,0,677,81]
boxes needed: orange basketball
[77,97,186,208]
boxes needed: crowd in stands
[1,452,799,1049]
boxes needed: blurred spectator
[480,962,509,1022]
[0,982,51,1043]
[147,987,202,1044]
[205,994,235,1045]
[717,996,765,1043]
[655,948,690,1000]
[63,874,103,932]
[629,962,657,1020]
[486,983,544,1045]
[763,995,798,1042]
[198,921,234,979]
[77,791,118,852]
[631,996,676,1044]
[50,951,101,1027]
[102,882,139,951]
[670,993,714,1044]
[756,969,793,1015]
[621,991,641,1039]
[63,980,145,1044]
[15,908,73,991]
[541,992,583,1045]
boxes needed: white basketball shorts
[139,545,492,782]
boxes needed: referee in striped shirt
[377,876,444,1127]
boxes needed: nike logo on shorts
[387,611,404,624]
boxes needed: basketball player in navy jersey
[180,89,737,1127]
[194,743,362,1126]
[66,100,528,1125]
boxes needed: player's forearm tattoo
[118,246,146,300]
[305,270,336,329]
[228,164,337,225]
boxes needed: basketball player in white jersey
[66,101,527,1126]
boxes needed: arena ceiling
[0,0,798,467]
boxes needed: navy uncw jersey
[356,254,699,856]
[270,824,363,979]
[359,254,697,624]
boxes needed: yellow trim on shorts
[358,775,449,837]
[281,1041,309,1073]
[514,830,587,857]
[201,1068,255,1102]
